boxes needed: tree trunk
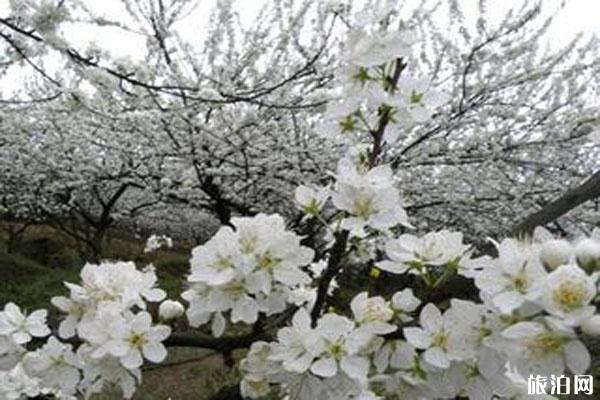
[85,227,106,263]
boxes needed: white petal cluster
[241,302,393,400]
[79,308,170,370]
[0,306,78,399]
[35,261,171,397]
[331,158,411,235]
[0,363,44,400]
[380,230,470,275]
[51,261,166,338]
[344,29,417,68]
[22,337,80,396]
[472,239,547,314]
[539,264,596,324]
[404,301,479,369]
[0,303,50,344]
[294,185,330,215]
[502,317,590,376]
[317,25,448,145]
[241,229,600,399]
[144,234,173,253]
[350,292,395,335]
[182,213,315,336]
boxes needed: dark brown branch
[368,58,406,167]
[164,331,270,352]
[310,229,349,325]
[512,170,600,236]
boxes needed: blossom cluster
[235,14,600,400]
[0,301,80,399]
[295,155,412,237]
[0,262,174,399]
[144,234,174,253]
[239,228,600,400]
[240,290,420,399]
[317,17,448,145]
[182,213,315,336]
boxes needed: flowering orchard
[1,0,600,399]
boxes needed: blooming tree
[1,1,600,400]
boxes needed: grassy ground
[0,223,242,399]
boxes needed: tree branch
[208,384,242,400]
[164,331,271,352]
[512,170,600,236]
[310,229,349,325]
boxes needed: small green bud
[410,90,425,104]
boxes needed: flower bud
[159,300,184,321]
[581,315,600,336]
[575,238,600,272]
[539,239,572,270]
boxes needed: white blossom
[22,337,80,396]
[391,289,421,321]
[144,234,173,253]
[0,303,50,344]
[537,264,596,324]
[269,308,324,374]
[344,29,417,68]
[332,158,411,234]
[379,230,469,274]
[102,311,171,370]
[295,185,330,215]
[350,292,396,335]
[473,239,547,314]
[311,313,371,383]
[0,363,42,400]
[403,302,479,369]
[501,317,590,376]
[184,214,314,334]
